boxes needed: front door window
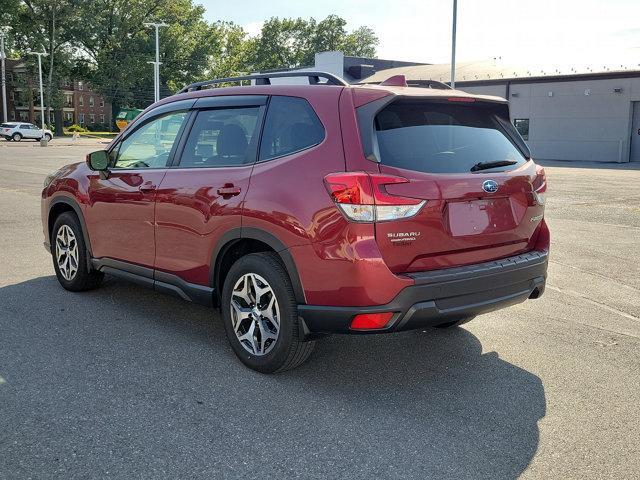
[112,111,187,169]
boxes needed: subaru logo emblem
[482,180,499,193]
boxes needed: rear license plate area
[447,198,516,236]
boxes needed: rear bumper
[298,250,548,335]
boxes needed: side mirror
[86,150,109,171]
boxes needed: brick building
[1,58,112,129]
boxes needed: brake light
[532,165,547,205]
[350,312,394,330]
[447,97,476,103]
[324,172,425,222]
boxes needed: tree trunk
[54,109,63,136]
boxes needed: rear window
[259,96,324,161]
[0,124,12,128]
[374,101,527,174]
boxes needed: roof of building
[361,59,640,85]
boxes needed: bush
[67,124,88,133]
[86,123,111,132]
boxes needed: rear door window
[179,107,261,167]
[374,101,527,174]
[259,96,324,161]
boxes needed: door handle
[217,183,241,197]
[139,182,157,193]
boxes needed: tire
[433,315,475,329]
[51,212,104,291]
[221,252,315,373]
[44,134,52,141]
[12,132,22,142]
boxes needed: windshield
[374,101,527,174]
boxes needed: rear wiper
[470,160,518,172]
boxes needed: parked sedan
[1,122,53,142]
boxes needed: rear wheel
[221,252,315,373]
[51,212,103,291]
[433,316,475,328]
[12,133,22,142]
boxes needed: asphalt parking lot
[1,139,639,479]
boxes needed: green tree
[247,15,379,71]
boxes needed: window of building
[65,95,73,107]
[7,72,12,82]
[19,111,28,121]
[100,98,104,107]
[89,97,94,107]
[179,107,261,168]
[513,119,530,141]
[10,110,15,120]
[112,111,187,169]
[90,114,95,124]
[79,113,85,124]
[259,96,324,161]
[100,114,105,124]
[65,112,72,121]
[78,81,83,91]
[79,96,83,107]
[9,91,14,101]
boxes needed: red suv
[41,72,549,373]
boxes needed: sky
[200,0,640,70]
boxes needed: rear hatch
[361,96,545,273]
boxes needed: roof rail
[406,79,453,90]
[359,78,453,90]
[178,71,349,94]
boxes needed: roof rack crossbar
[178,71,348,94]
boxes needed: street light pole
[0,27,10,123]
[29,49,47,129]
[450,0,457,89]
[144,22,168,103]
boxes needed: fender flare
[211,227,306,305]
[49,196,93,258]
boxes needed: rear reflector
[324,172,425,223]
[350,312,394,330]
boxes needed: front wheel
[51,212,104,291]
[12,133,22,142]
[44,134,52,141]
[221,252,315,373]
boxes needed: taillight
[324,172,425,223]
[532,165,547,206]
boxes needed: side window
[179,107,260,168]
[112,111,187,169]
[259,96,324,161]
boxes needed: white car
[1,122,53,142]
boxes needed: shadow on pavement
[0,276,546,479]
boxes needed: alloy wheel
[55,225,79,281]
[230,273,280,356]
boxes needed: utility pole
[29,49,47,129]
[0,27,10,123]
[144,22,168,103]
[450,0,457,89]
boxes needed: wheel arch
[211,227,306,305]
[49,196,93,257]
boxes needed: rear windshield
[0,124,13,128]
[374,101,527,174]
